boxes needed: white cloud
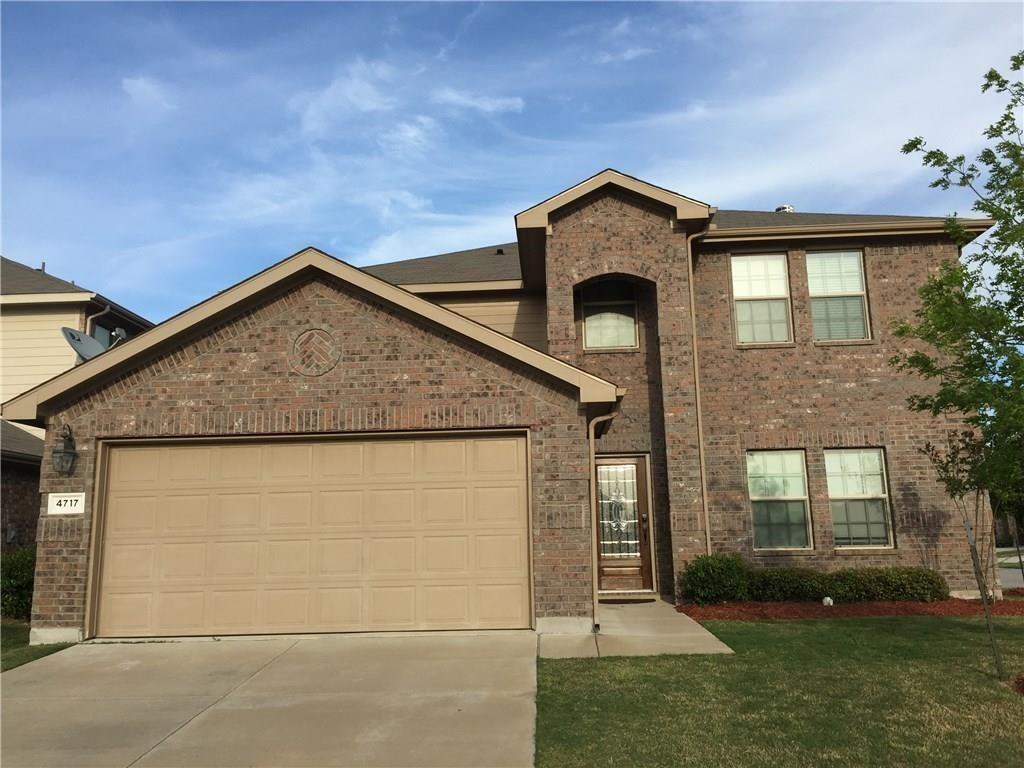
[292,59,396,139]
[432,87,524,114]
[121,76,176,111]
[594,47,655,64]
[356,210,514,267]
[378,116,442,156]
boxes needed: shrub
[1,546,36,620]
[748,568,827,602]
[677,554,750,604]
[824,567,949,603]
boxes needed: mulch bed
[677,599,1024,621]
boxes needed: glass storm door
[596,457,653,591]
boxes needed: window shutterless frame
[825,448,895,548]
[729,253,794,345]
[745,449,814,551]
[805,249,872,341]
[581,300,639,351]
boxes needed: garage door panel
[473,485,525,525]
[367,489,415,526]
[210,541,260,578]
[369,442,415,478]
[422,536,469,574]
[216,493,262,530]
[266,444,314,479]
[318,538,363,576]
[266,491,313,529]
[159,542,207,580]
[420,440,468,477]
[159,495,210,533]
[157,592,205,632]
[317,490,364,527]
[369,586,417,627]
[318,443,365,479]
[218,445,262,481]
[98,436,529,637]
[168,447,213,482]
[422,488,468,525]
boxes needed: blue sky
[2,1,1021,322]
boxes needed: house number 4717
[47,493,85,515]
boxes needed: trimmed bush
[748,568,828,602]
[677,556,949,605]
[824,567,949,603]
[677,554,750,605]
[1,546,36,620]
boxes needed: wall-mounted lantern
[52,424,77,476]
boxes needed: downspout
[84,302,111,336]
[588,396,622,632]
[685,226,713,555]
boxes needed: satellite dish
[61,327,107,361]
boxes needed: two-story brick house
[2,170,993,643]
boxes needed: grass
[536,617,1024,768]
[1,619,71,672]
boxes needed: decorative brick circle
[290,328,341,377]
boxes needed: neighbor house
[0,256,151,550]
[1,170,994,644]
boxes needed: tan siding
[430,291,548,351]
[0,305,82,403]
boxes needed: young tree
[894,51,1023,680]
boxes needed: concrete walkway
[1,631,537,768]
[538,598,733,658]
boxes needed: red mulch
[677,598,1024,621]
[1013,675,1024,697]
[1005,587,1024,598]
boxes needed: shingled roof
[710,209,944,229]
[359,209,960,286]
[363,243,521,285]
[1,256,89,295]
[1,419,43,462]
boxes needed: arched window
[579,280,638,350]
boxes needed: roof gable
[2,248,619,424]
[515,169,713,231]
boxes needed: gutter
[685,226,714,556]
[588,398,622,632]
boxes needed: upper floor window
[746,450,811,549]
[581,281,638,350]
[806,250,870,341]
[730,254,792,344]
[825,448,892,547]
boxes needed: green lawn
[1,619,71,672]
[537,617,1024,768]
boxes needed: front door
[596,457,653,591]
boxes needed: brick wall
[32,275,594,632]
[1,458,40,551]
[544,189,706,594]
[692,237,990,592]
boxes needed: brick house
[2,170,994,644]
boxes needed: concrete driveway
[1,632,536,768]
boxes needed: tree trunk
[964,492,1007,680]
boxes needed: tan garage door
[96,435,530,637]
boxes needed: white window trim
[582,300,639,351]
[826,448,895,549]
[730,253,794,345]
[806,250,872,341]
[746,449,814,551]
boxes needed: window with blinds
[806,250,870,341]
[731,254,792,344]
